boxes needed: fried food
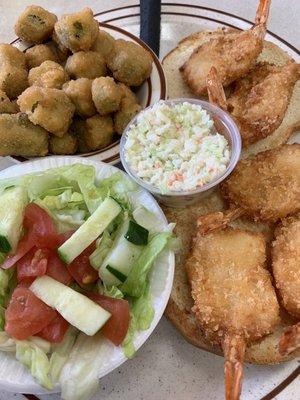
[107,39,152,86]
[219,144,300,223]
[92,77,121,115]
[180,0,271,95]
[65,51,106,79]
[272,215,300,319]
[62,78,96,117]
[91,30,115,60]
[0,113,48,156]
[186,223,279,400]
[0,90,19,114]
[0,43,27,69]
[53,7,98,53]
[279,323,300,356]
[14,5,57,44]
[17,86,75,137]
[117,83,138,103]
[49,132,78,155]
[52,31,70,62]
[72,114,114,152]
[0,64,28,99]
[28,60,69,89]
[25,43,59,69]
[114,97,141,135]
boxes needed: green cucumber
[58,197,121,264]
[106,265,127,283]
[124,220,149,245]
[30,276,111,336]
[0,186,28,253]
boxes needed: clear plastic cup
[120,98,241,207]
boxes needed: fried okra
[25,44,59,69]
[117,83,138,103]
[107,39,152,86]
[114,97,141,134]
[72,114,114,152]
[49,132,78,155]
[17,86,75,137]
[0,113,48,156]
[0,64,28,99]
[0,90,19,114]
[65,51,106,79]
[54,8,98,53]
[62,78,96,117]
[91,30,115,60]
[14,5,57,44]
[92,77,121,115]
[28,61,69,89]
[0,44,27,69]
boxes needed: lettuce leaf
[121,232,172,297]
[0,306,4,331]
[0,331,16,352]
[89,230,113,270]
[0,267,15,308]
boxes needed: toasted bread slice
[162,33,300,157]
[162,192,300,364]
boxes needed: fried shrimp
[53,8,98,53]
[185,222,279,400]
[207,63,300,146]
[180,0,271,95]
[28,60,69,89]
[14,5,57,44]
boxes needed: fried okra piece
[52,31,70,62]
[114,98,141,134]
[28,60,69,89]
[72,114,114,152]
[54,8,98,53]
[92,77,121,115]
[17,86,75,137]
[65,51,106,79]
[0,113,48,156]
[14,5,57,44]
[107,39,153,86]
[25,44,59,69]
[0,64,28,99]
[91,30,115,60]
[0,44,27,69]
[62,78,96,117]
[117,83,138,103]
[0,90,19,113]
[49,132,78,155]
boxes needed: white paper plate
[0,156,175,395]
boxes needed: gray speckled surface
[0,1,299,399]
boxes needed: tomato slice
[67,243,98,286]
[88,293,130,346]
[5,287,56,340]
[0,233,35,270]
[55,230,76,247]
[37,313,69,343]
[17,248,49,282]
[47,250,73,285]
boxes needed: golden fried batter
[0,64,28,99]
[65,51,106,79]
[63,78,96,117]
[92,76,121,115]
[0,44,27,69]
[220,144,300,222]
[25,44,59,69]
[49,132,78,155]
[279,323,300,356]
[91,30,115,60]
[114,97,141,135]
[28,60,69,89]
[0,90,19,114]
[180,0,271,95]
[186,225,279,400]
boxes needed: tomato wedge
[88,293,130,346]
[67,243,98,286]
[55,230,75,247]
[5,287,56,340]
[47,250,73,285]
[0,232,35,270]
[17,248,49,282]
[37,313,69,343]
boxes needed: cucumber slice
[132,206,161,233]
[106,265,127,283]
[0,187,28,253]
[58,197,121,264]
[124,220,149,245]
[30,276,111,336]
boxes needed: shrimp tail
[279,322,300,356]
[253,0,272,39]
[223,334,246,400]
[206,67,228,111]
[197,208,244,235]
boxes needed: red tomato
[55,230,75,247]
[37,313,69,343]
[47,250,73,285]
[5,287,56,340]
[67,243,98,286]
[88,293,130,346]
[0,233,35,270]
[17,248,49,282]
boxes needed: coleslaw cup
[120,98,241,207]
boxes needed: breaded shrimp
[206,63,300,146]
[185,222,279,400]
[180,0,271,95]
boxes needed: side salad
[0,163,175,399]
